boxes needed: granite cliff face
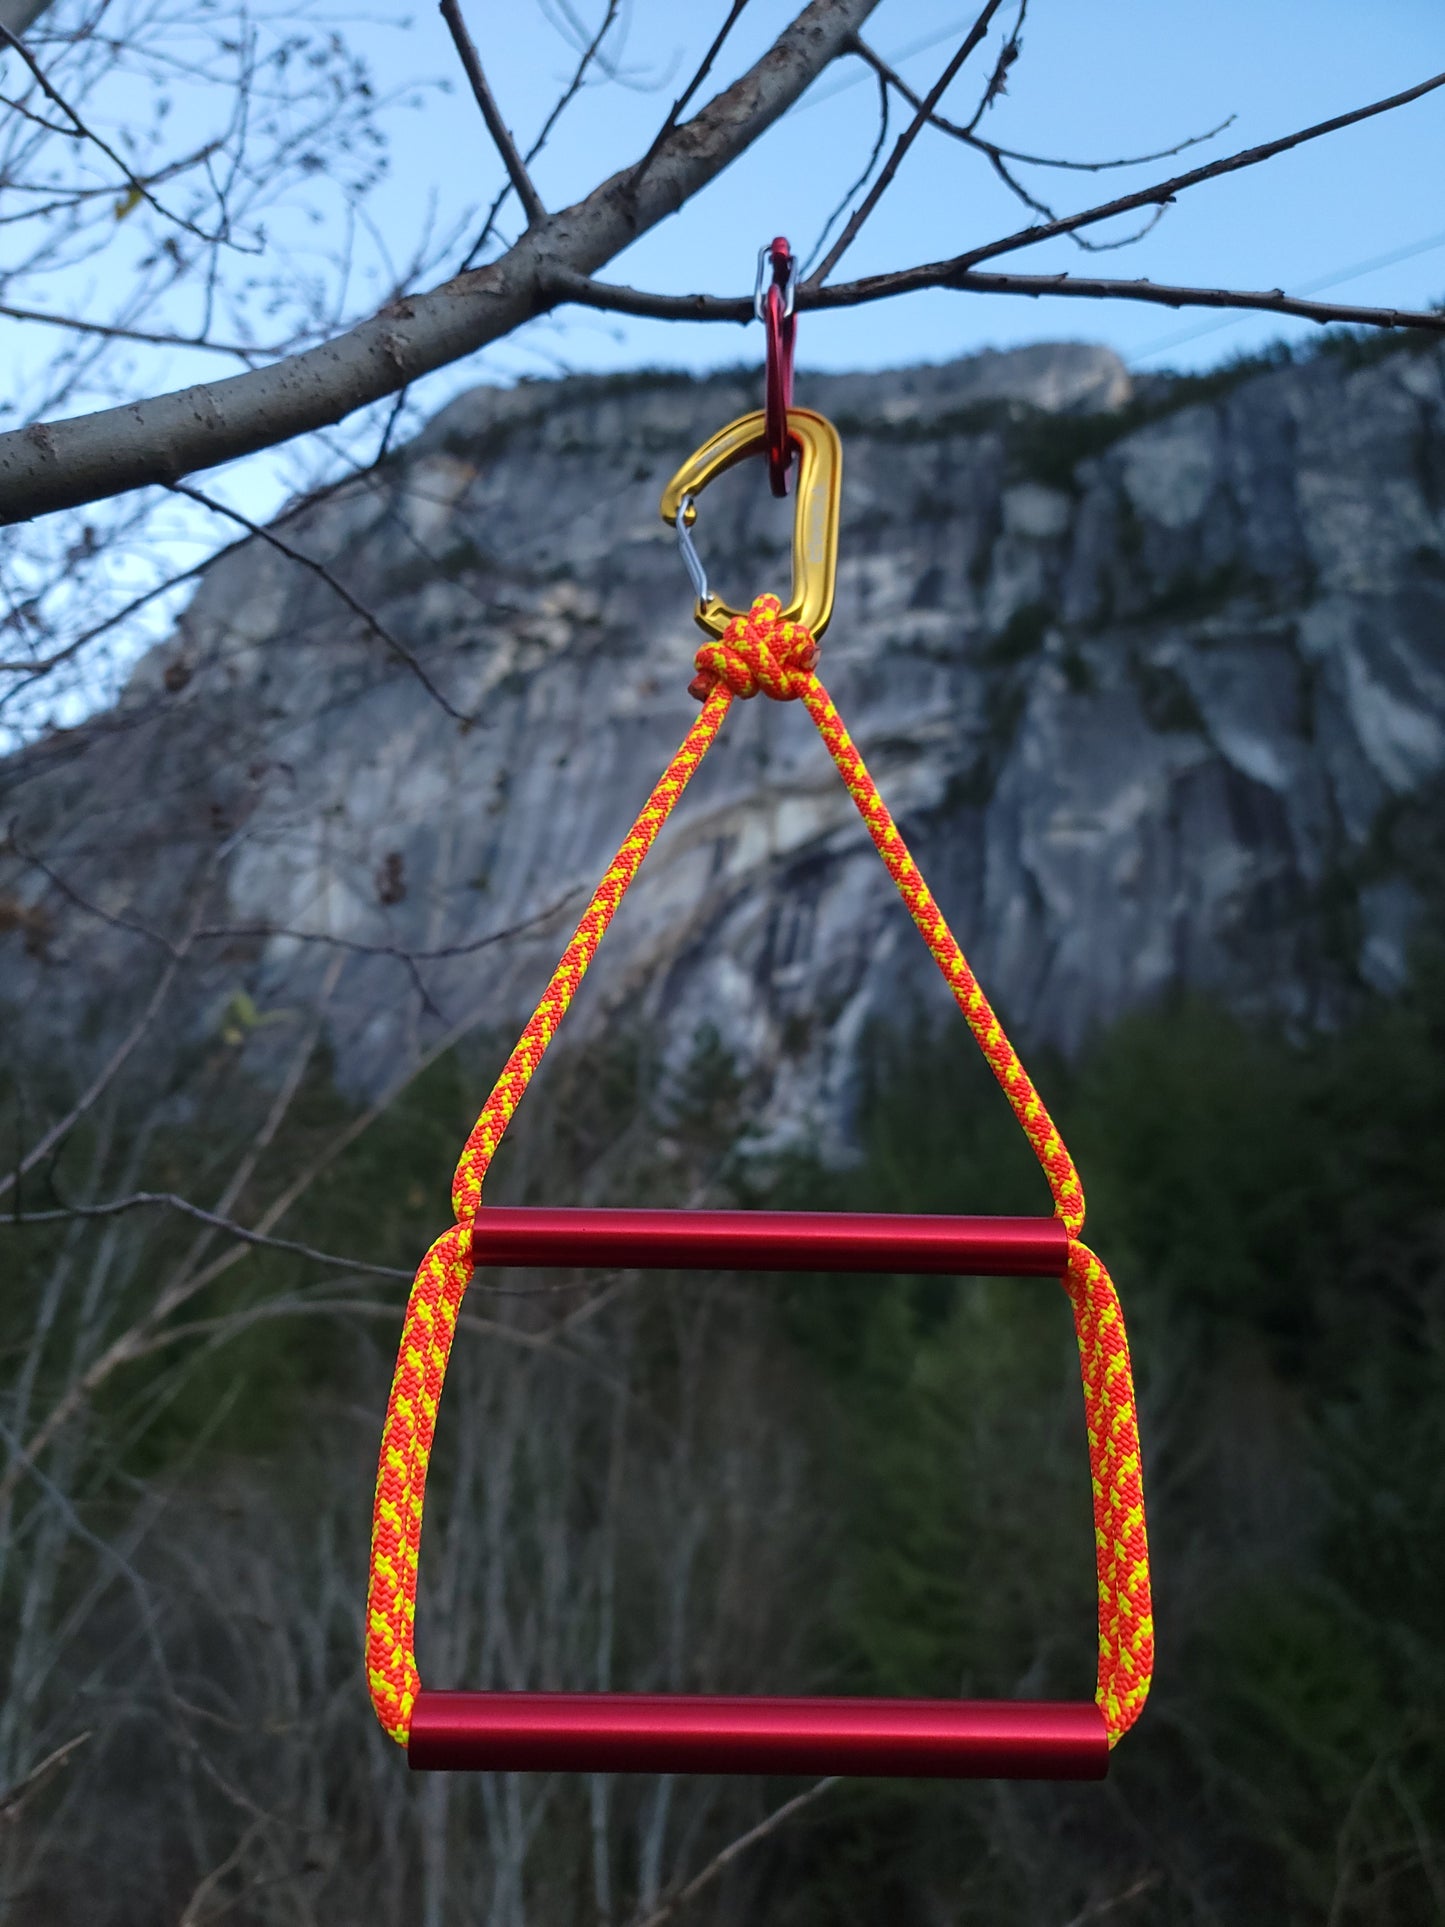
[4,337,1445,1152]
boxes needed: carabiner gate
[659,409,842,642]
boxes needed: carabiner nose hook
[659,409,842,641]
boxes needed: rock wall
[4,336,1444,1152]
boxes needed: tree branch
[462,0,621,268]
[0,1731,92,1822]
[847,28,1231,242]
[849,31,1235,176]
[806,0,1006,287]
[946,67,1445,273]
[804,69,889,275]
[628,1778,838,1927]
[0,22,227,246]
[0,301,278,361]
[545,263,1445,335]
[168,480,472,725]
[13,1190,415,1280]
[957,0,1025,135]
[0,0,883,526]
[627,0,751,191]
[0,892,208,1203]
[438,0,548,228]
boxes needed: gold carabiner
[659,409,842,641]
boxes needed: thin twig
[0,1730,92,1822]
[946,66,1445,274]
[1060,1872,1162,1927]
[10,1191,415,1280]
[0,887,210,1203]
[197,890,582,968]
[628,1778,838,1927]
[1,464,403,687]
[628,0,751,191]
[804,70,889,277]
[849,33,1234,174]
[438,0,548,227]
[0,301,279,361]
[9,832,581,976]
[0,959,342,1508]
[462,0,621,268]
[807,0,1007,287]
[167,481,473,727]
[0,928,581,1504]
[119,1289,631,1389]
[0,22,229,247]
[0,89,76,135]
[545,261,1445,333]
[958,0,1025,135]
[0,558,213,683]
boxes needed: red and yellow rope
[367,595,1154,1748]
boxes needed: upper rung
[470,1208,1067,1278]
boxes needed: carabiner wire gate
[753,237,797,321]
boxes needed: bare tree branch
[462,0,621,268]
[154,1291,625,1361]
[957,0,1024,134]
[806,0,1007,288]
[0,0,883,526]
[804,68,889,275]
[8,816,580,1027]
[1060,1872,1163,1926]
[0,1729,92,1822]
[168,480,473,725]
[438,0,548,228]
[849,31,1235,175]
[7,829,583,973]
[0,21,229,246]
[1,547,232,684]
[0,86,74,134]
[0,885,211,1203]
[0,301,279,361]
[0,959,343,1508]
[12,1190,415,1279]
[848,28,1231,243]
[628,1777,838,1927]
[546,262,1445,334]
[0,0,54,34]
[946,67,1445,274]
[627,0,751,191]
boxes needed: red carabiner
[758,237,797,497]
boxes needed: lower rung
[407,1692,1108,1779]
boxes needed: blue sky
[355,0,1445,393]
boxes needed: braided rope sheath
[367,694,730,1740]
[367,595,1153,1748]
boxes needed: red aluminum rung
[408,1691,1107,1780]
[471,1207,1066,1278]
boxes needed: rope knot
[689,593,818,702]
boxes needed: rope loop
[367,645,1154,1755]
[1063,1236,1154,1738]
[689,593,817,702]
